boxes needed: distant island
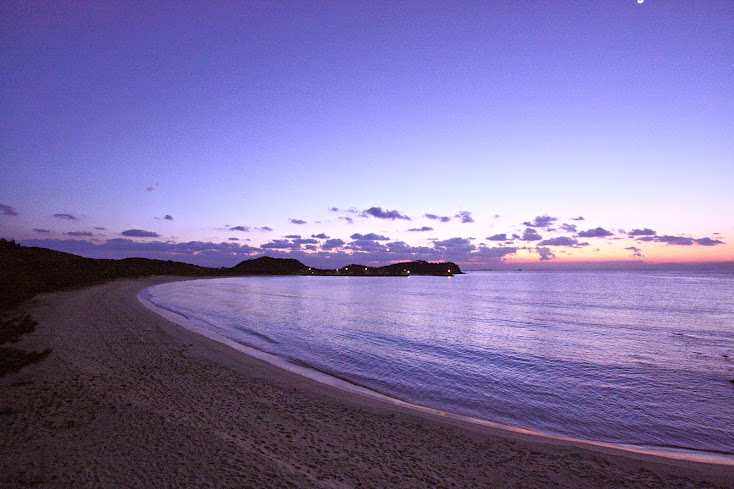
[0,239,461,310]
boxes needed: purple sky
[1,1,732,269]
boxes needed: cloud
[293,238,318,245]
[164,215,173,221]
[433,237,476,252]
[455,211,475,223]
[537,247,556,261]
[628,228,656,237]
[66,231,94,237]
[571,216,585,221]
[53,213,78,221]
[230,226,251,232]
[625,246,643,257]
[32,228,51,233]
[362,207,410,221]
[577,227,613,238]
[653,235,694,246]
[121,229,160,238]
[521,228,542,241]
[94,227,106,230]
[560,223,577,233]
[408,226,433,232]
[694,237,724,246]
[311,233,329,239]
[289,218,307,225]
[425,213,451,223]
[0,204,18,216]
[261,239,301,250]
[538,236,586,247]
[474,245,519,259]
[329,207,339,212]
[228,237,239,241]
[339,216,354,224]
[486,233,507,241]
[523,215,557,229]
[350,233,390,241]
[321,238,345,250]
[146,186,155,191]
[284,234,301,239]
[257,226,273,232]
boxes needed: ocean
[140,271,734,458]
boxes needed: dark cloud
[560,223,577,233]
[577,227,613,238]
[94,227,106,230]
[487,233,507,241]
[625,246,643,257]
[146,186,155,191]
[66,231,94,237]
[289,218,307,225]
[53,213,78,221]
[695,237,724,246]
[121,229,160,238]
[628,228,656,237]
[474,245,518,259]
[571,216,585,221]
[321,239,345,250]
[347,239,389,252]
[537,247,556,261]
[311,233,329,239]
[0,204,18,216]
[339,216,354,224]
[350,233,390,241]
[164,215,173,221]
[284,234,301,239]
[257,226,273,232]
[261,239,301,250]
[455,211,475,223]
[425,214,451,223]
[230,226,251,232]
[433,237,476,253]
[654,235,694,246]
[33,228,51,233]
[521,228,542,241]
[228,237,239,241]
[362,207,410,221]
[329,207,339,212]
[538,236,586,247]
[408,226,433,232]
[523,215,557,229]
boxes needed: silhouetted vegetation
[0,313,52,376]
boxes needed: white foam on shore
[138,285,734,466]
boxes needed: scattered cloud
[625,246,643,257]
[433,237,476,253]
[425,213,451,223]
[577,227,613,238]
[230,226,251,232]
[164,215,173,221]
[261,239,301,250]
[695,237,724,246]
[487,233,507,241]
[350,233,390,241]
[0,204,18,216]
[32,228,51,233]
[536,247,556,261]
[362,207,410,220]
[560,223,577,233]
[284,234,301,239]
[571,216,585,221]
[289,218,307,225]
[408,226,433,232]
[628,228,656,237]
[521,228,542,241]
[321,238,345,250]
[538,236,586,247]
[311,233,329,239]
[121,229,160,238]
[257,226,273,232]
[339,216,354,224]
[94,227,106,230]
[455,211,475,223]
[53,213,78,221]
[66,231,94,237]
[228,237,239,241]
[523,215,557,229]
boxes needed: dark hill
[229,256,306,275]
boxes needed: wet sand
[1,277,732,488]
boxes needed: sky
[1,1,732,270]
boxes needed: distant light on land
[638,0,643,3]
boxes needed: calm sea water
[142,272,734,456]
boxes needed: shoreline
[138,281,734,466]
[2,276,733,488]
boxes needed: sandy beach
[1,277,732,488]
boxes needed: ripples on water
[144,272,734,455]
